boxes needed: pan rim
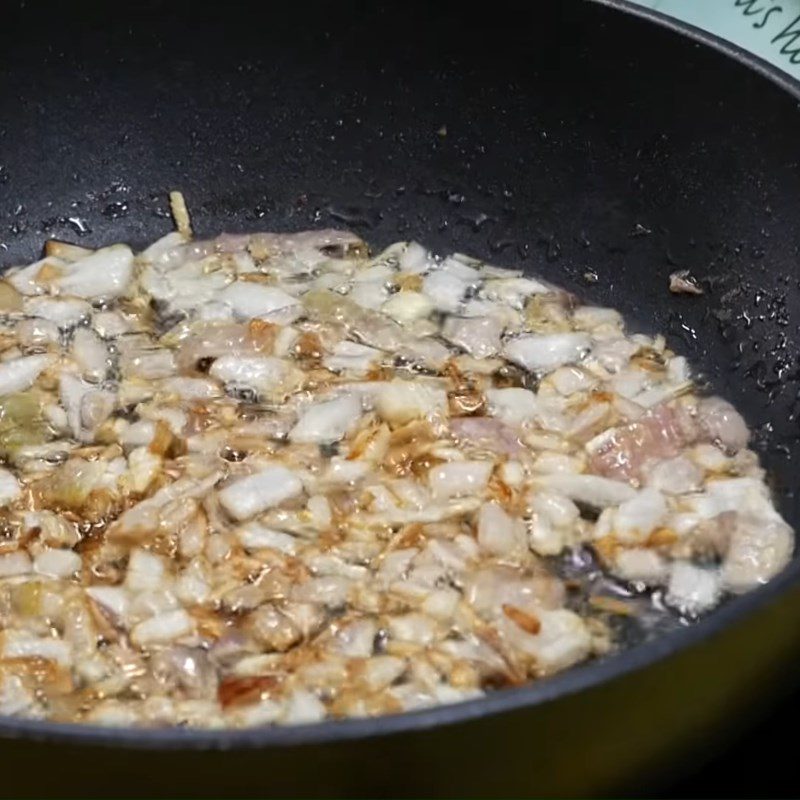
[1,0,799,750]
[590,0,800,101]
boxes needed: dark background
[1,0,800,796]
[666,696,798,797]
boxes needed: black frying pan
[2,0,800,796]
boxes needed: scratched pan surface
[1,0,800,796]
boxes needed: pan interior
[0,0,799,743]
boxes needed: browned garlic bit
[0,204,791,727]
[669,270,704,295]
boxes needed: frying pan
[1,0,800,795]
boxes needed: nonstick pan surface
[1,0,800,794]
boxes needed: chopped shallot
[0,219,788,730]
